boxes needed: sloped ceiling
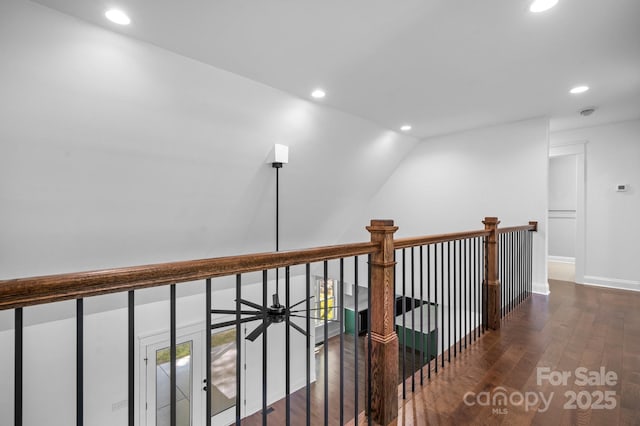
[30,0,640,137]
[0,0,417,281]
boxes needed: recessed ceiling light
[311,89,326,99]
[570,85,589,94]
[105,9,131,25]
[529,0,559,13]
[400,125,412,132]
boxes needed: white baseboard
[548,256,575,264]
[532,281,550,295]
[582,275,640,292]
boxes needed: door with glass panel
[143,329,204,426]
[142,325,244,426]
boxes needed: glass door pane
[210,328,237,417]
[155,341,193,426]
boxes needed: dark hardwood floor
[394,280,640,426]
[243,280,640,425]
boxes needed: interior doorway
[548,142,586,283]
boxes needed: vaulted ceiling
[31,0,640,138]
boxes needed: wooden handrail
[0,220,538,311]
[0,241,378,311]
[393,229,491,249]
[498,223,537,234]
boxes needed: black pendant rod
[273,162,282,296]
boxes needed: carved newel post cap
[483,216,500,226]
[369,219,395,227]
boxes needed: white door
[142,326,204,426]
[141,323,246,426]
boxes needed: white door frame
[549,141,587,284]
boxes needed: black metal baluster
[513,232,517,310]
[504,233,508,315]
[518,231,522,306]
[510,232,514,313]
[471,238,475,341]
[504,233,507,314]
[235,275,241,425]
[448,241,451,363]
[262,271,267,426]
[529,231,533,296]
[473,237,482,340]
[524,231,528,299]
[499,234,503,318]
[480,237,484,334]
[503,233,508,315]
[128,291,135,426]
[306,264,311,426]
[517,232,520,305]
[426,245,431,379]
[339,259,345,426]
[323,261,329,426]
[453,241,457,357]
[511,232,518,310]
[458,240,462,354]
[506,234,509,312]
[419,246,424,385]
[434,244,438,374]
[170,285,176,426]
[483,236,487,332]
[15,308,23,426]
[411,247,416,392]
[440,243,444,368]
[464,239,468,350]
[524,231,528,297]
[76,299,83,426]
[286,267,291,426]
[458,240,462,353]
[481,236,484,332]
[401,248,406,398]
[353,256,359,424]
[367,254,372,426]
[205,280,211,426]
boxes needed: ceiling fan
[211,293,313,341]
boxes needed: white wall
[0,0,416,281]
[551,119,640,291]
[344,118,550,294]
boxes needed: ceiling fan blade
[238,298,267,312]
[289,321,307,337]
[211,309,237,315]
[211,309,262,315]
[289,295,314,310]
[246,317,273,342]
[211,315,261,331]
[211,309,261,316]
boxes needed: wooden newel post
[366,219,399,425]
[483,217,501,330]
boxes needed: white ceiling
[31,0,640,138]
